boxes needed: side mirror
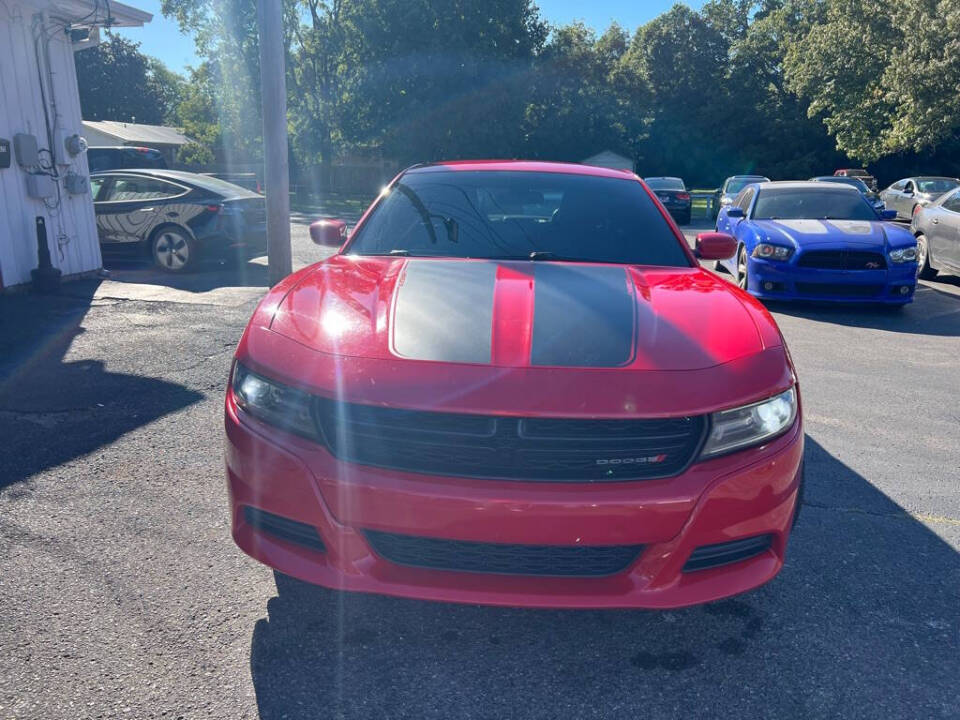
[310,218,347,247]
[726,207,745,218]
[694,232,738,260]
[880,209,898,220]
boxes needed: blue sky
[116,1,705,75]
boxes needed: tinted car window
[725,177,766,195]
[348,171,691,266]
[942,190,960,213]
[87,148,167,171]
[753,188,877,221]
[89,176,105,201]
[737,187,756,212]
[644,177,685,191]
[916,179,959,194]
[104,176,185,201]
[890,180,906,191]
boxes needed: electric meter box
[14,133,39,167]
[65,172,88,194]
[26,173,55,199]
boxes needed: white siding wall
[0,1,101,289]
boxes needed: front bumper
[745,257,916,304]
[225,390,804,609]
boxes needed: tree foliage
[111,0,960,187]
[75,35,184,124]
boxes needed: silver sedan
[912,187,960,279]
[880,176,960,221]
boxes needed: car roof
[406,160,636,180]
[905,176,959,181]
[726,174,767,179]
[643,176,683,181]
[753,180,859,192]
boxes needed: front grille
[683,535,772,572]
[314,399,706,482]
[243,506,325,552]
[365,530,643,576]
[796,250,886,270]
[794,282,883,298]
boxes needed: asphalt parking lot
[1,218,958,719]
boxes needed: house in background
[81,120,192,168]
[0,0,151,291]
[581,150,635,173]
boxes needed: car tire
[736,245,749,291]
[151,226,196,273]
[915,234,937,279]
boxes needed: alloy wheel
[155,232,190,271]
[737,247,748,289]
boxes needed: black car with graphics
[90,169,267,272]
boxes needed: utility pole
[257,0,292,285]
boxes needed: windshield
[644,177,685,190]
[725,177,767,195]
[347,171,691,266]
[752,188,878,220]
[916,178,959,194]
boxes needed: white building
[582,150,635,172]
[0,0,151,291]
[82,120,192,167]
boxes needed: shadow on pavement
[102,256,272,294]
[0,282,203,489]
[761,281,960,336]
[248,436,959,719]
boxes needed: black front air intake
[243,506,325,552]
[314,399,706,482]
[364,530,644,577]
[683,535,773,572]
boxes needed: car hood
[268,256,777,372]
[752,219,894,248]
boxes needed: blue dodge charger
[715,181,917,306]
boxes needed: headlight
[752,244,793,261]
[700,387,797,458]
[889,247,917,263]
[231,362,321,441]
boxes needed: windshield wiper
[387,249,411,256]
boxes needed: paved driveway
[1,220,957,719]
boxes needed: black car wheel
[736,245,749,290]
[151,227,195,272]
[915,234,938,279]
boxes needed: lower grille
[683,535,772,572]
[243,506,325,552]
[364,530,643,577]
[796,250,886,270]
[795,282,883,298]
[314,399,706,482]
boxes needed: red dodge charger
[225,161,803,608]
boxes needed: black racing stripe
[531,265,635,367]
[392,260,495,363]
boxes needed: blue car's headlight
[701,387,798,458]
[752,244,794,261]
[889,247,917,263]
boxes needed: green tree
[75,35,184,124]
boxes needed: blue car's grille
[796,250,886,270]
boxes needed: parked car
[714,175,770,219]
[809,175,884,212]
[833,168,877,191]
[715,181,916,305]
[879,176,960,221]
[912,186,960,279]
[225,160,804,609]
[87,146,168,172]
[643,176,691,224]
[90,169,266,272]
[203,172,262,194]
